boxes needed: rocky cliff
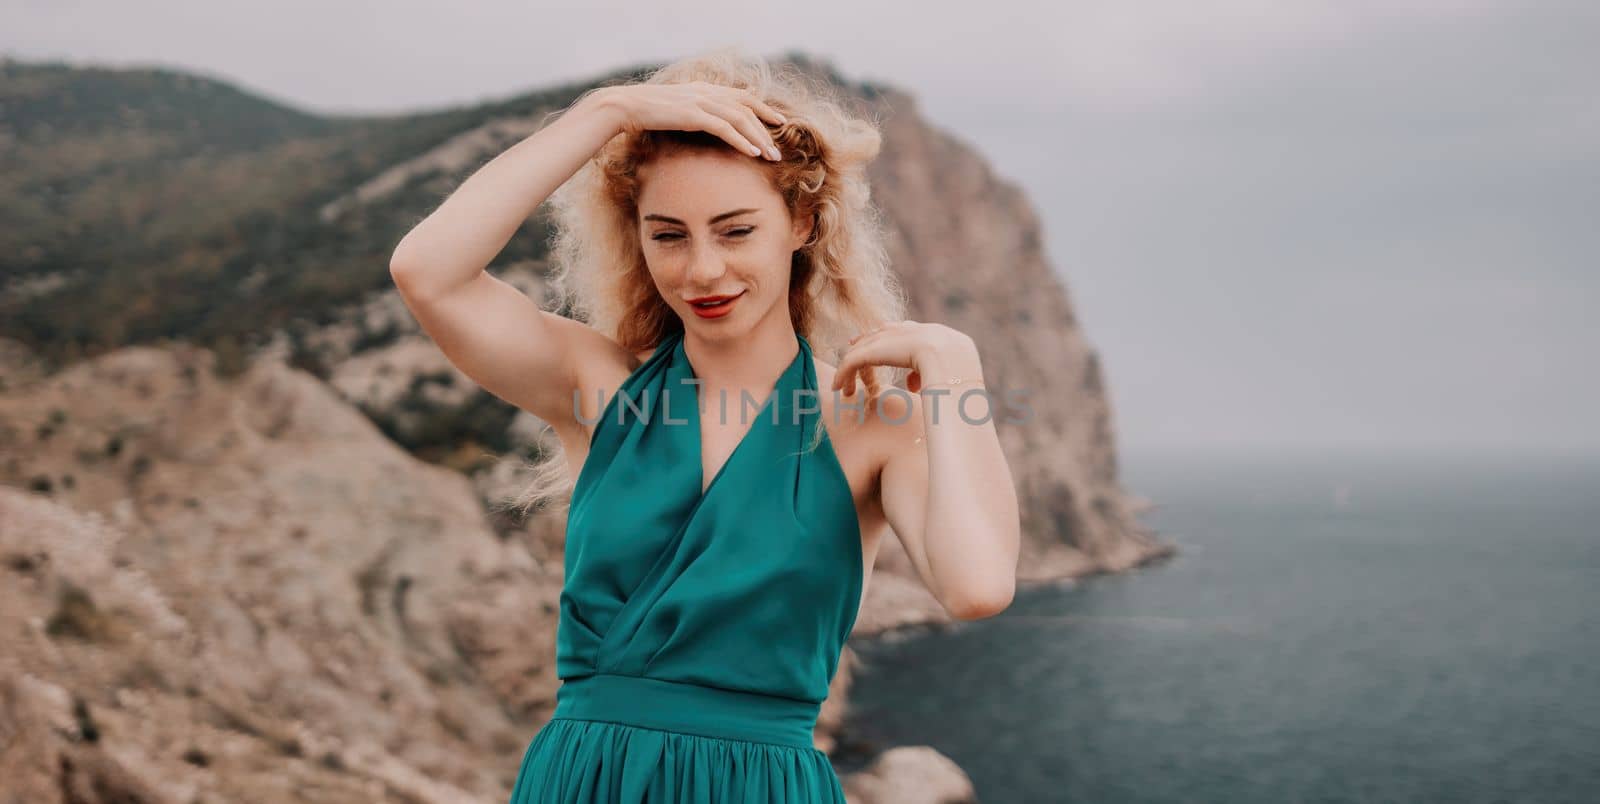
[862,85,1169,589]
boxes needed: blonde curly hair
[502,47,907,517]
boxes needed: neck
[680,315,799,397]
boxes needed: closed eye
[651,227,755,242]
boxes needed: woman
[390,48,1021,804]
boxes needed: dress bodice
[556,327,864,707]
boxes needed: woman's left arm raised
[832,321,1021,620]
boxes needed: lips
[687,292,742,305]
[686,290,745,318]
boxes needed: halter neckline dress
[508,326,865,803]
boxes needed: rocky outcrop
[0,342,554,801]
[863,86,1172,584]
[842,746,978,804]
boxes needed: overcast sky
[5,0,1595,455]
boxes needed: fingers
[830,346,860,394]
[671,84,786,160]
[737,89,788,126]
[832,357,860,397]
[629,83,789,157]
[835,321,918,395]
[697,109,767,160]
[830,335,887,395]
[707,98,780,161]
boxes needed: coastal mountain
[0,53,1171,801]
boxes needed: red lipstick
[686,290,745,319]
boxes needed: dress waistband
[552,672,822,750]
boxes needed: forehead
[636,150,781,220]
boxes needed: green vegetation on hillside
[0,57,650,365]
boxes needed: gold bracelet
[917,376,985,393]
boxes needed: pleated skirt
[508,673,848,803]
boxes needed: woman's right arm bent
[388,82,786,433]
[387,89,631,431]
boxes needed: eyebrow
[642,208,760,226]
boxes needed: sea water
[838,448,1600,803]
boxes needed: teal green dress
[508,327,865,803]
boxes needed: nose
[685,241,727,286]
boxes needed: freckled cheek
[645,252,690,287]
